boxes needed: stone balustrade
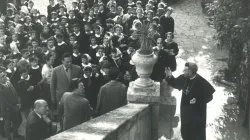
[46,104,152,140]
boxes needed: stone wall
[46,104,152,140]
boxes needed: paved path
[159,0,250,140]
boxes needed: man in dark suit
[0,66,23,140]
[26,100,51,140]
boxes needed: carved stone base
[127,81,160,104]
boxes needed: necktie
[65,68,70,82]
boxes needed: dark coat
[72,54,82,67]
[166,74,215,140]
[111,34,128,52]
[160,16,175,37]
[163,41,179,72]
[54,42,72,67]
[82,75,99,109]
[0,83,20,118]
[109,57,125,72]
[96,81,127,116]
[26,111,50,140]
[17,78,35,109]
[79,31,93,54]
[59,92,93,130]
[47,4,59,21]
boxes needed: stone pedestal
[158,80,178,139]
[127,81,160,140]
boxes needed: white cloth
[10,41,20,54]
[42,64,53,84]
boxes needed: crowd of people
[0,0,179,140]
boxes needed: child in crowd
[72,44,81,66]
[0,0,176,131]
[17,67,35,118]
[29,56,43,100]
[81,54,92,69]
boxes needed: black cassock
[166,74,215,140]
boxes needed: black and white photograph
[0,0,250,140]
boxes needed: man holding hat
[165,62,215,140]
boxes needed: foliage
[135,23,155,55]
[204,0,250,74]
[204,0,250,121]
[206,0,250,49]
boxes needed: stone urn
[131,50,157,88]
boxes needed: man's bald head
[34,99,47,109]
[34,99,49,116]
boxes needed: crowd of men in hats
[0,0,215,140]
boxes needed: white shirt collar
[6,68,16,73]
[91,45,98,49]
[83,73,92,78]
[73,53,80,57]
[85,30,93,34]
[44,50,49,55]
[189,74,197,80]
[69,16,76,19]
[63,65,69,71]
[96,52,104,57]
[81,63,91,68]
[21,75,30,81]
[74,32,80,36]
[34,111,42,119]
[21,57,29,62]
[100,69,106,76]
[59,12,67,16]
[95,73,99,77]
[31,65,39,69]
[58,41,65,46]
[24,22,32,26]
[95,34,101,38]
[51,18,59,22]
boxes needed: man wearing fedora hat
[165,62,215,140]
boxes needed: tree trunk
[228,38,243,74]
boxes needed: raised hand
[165,67,172,78]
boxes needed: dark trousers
[4,111,22,140]
[0,119,4,136]
[42,83,52,109]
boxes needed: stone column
[127,81,160,140]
